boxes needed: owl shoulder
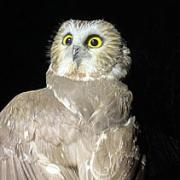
[0,88,58,123]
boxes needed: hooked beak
[72,45,81,61]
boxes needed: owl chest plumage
[46,69,132,133]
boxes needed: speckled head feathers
[50,19,131,81]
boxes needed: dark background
[1,1,180,179]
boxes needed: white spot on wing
[47,83,52,89]
[7,121,11,127]
[3,147,14,155]
[84,160,91,180]
[123,116,135,127]
[46,164,60,174]
[24,130,29,139]
[62,98,71,109]
[61,152,64,159]
[95,132,107,151]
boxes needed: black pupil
[90,39,98,46]
[66,38,72,45]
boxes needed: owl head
[50,20,131,81]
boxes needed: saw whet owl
[0,20,145,179]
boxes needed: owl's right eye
[63,34,73,46]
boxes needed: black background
[1,1,180,179]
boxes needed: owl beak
[72,45,81,61]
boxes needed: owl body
[0,20,145,179]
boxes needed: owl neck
[46,67,126,117]
[47,65,121,82]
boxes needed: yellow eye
[87,36,103,48]
[63,34,73,46]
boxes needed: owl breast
[46,69,131,133]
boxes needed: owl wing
[0,88,79,180]
[97,118,145,180]
[89,84,133,133]
[78,117,145,180]
[77,82,145,179]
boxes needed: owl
[0,20,145,179]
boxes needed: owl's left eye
[63,34,73,46]
[86,35,103,48]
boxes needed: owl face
[50,20,131,81]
